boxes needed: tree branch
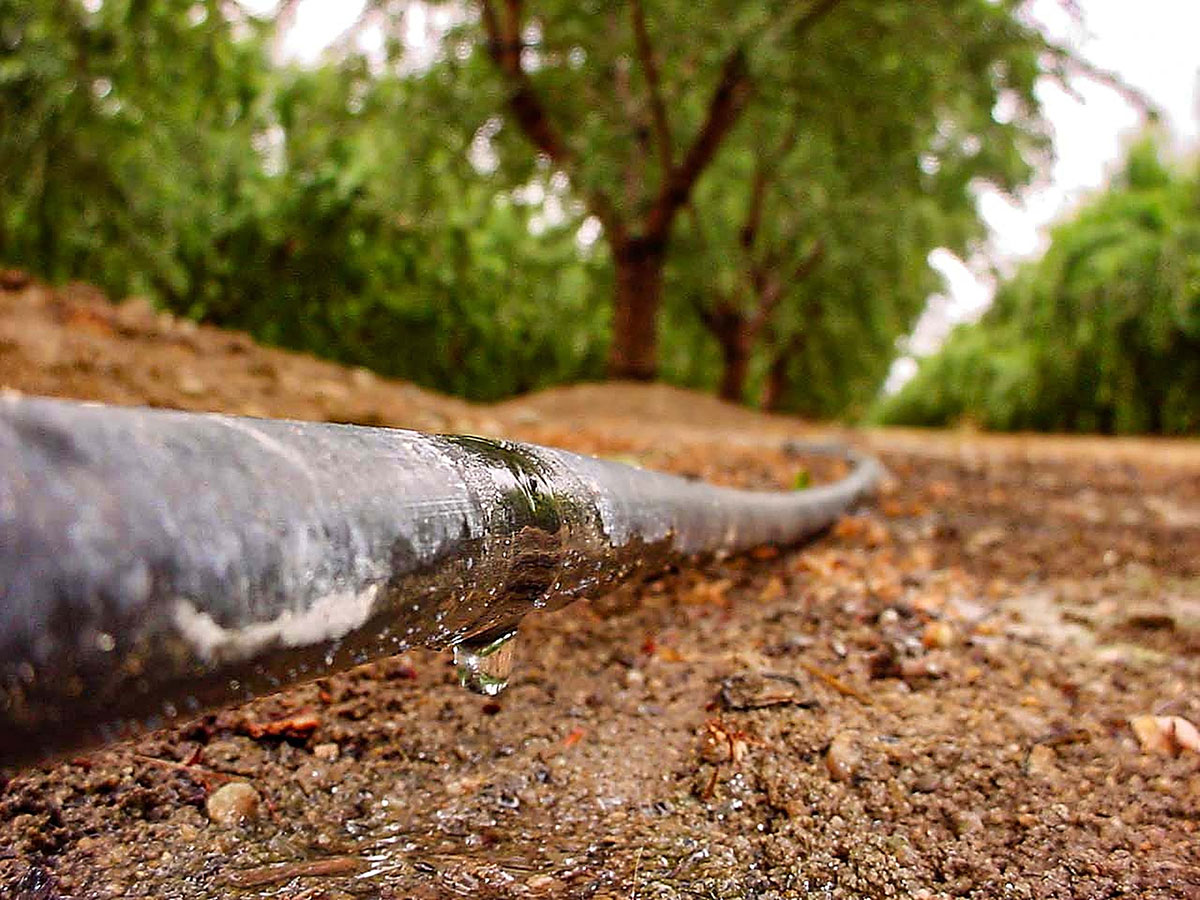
[479,0,624,241]
[610,13,649,216]
[1040,40,1160,117]
[790,0,843,39]
[748,240,824,340]
[740,118,802,253]
[645,45,751,241]
[761,0,845,50]
[690,290,718,331]
[481,0,570,163]
[737,114,803,265]
[629,0,674,180]
[739,163,769,254]
[748,273,784,340]
[789,238,825,285]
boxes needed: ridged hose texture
[0,395,881,769]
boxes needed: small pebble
[1026,744,1058,777]
[1131,715,1200,756]
[826,733,860,781]
[205,782,260,827]
[177,374,206,396]
[312,742,340,762]
[952,810,983,836]
[922,620,956,649]
[911,773,940,793]
[525,873,564,893]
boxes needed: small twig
[798,660,873,706]
[1034,727,1091,747]
[629,0,673,179]
[134,753,238,787]
[1040,40,1160,117]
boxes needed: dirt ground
[1,276,1198,899]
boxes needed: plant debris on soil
[2,276,1199,899]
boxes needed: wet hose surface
[0,395,881,769]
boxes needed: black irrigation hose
[0,395,882,769]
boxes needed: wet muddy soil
[2,277,1199,898]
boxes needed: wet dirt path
[2,279,1198,899]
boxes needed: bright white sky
[908,0,1200,372]
[248,0,1200,380]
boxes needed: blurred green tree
[874,137,1200,435]
[3,0,1121,413]
[0,0,608,400]
[0,0,272,298]
[437,0,1052,381]
[178,58,611,398]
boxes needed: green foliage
[428,0,1054,383]
[875,138,1200,435]
[2,0,1057,409]
[0,0,272,297]
[0,1,607,401]
[169,60,611,400]
[651,0,1049,416]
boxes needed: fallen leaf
[237,711,321,741]
[758,576,786,602]
[921,620,956,649]
[1130,715,1200,756]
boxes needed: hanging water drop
[453,629,518,697]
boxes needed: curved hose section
[0,395,881,768]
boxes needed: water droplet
[453,629,518,697]
[95,632,116,652]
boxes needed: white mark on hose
[173,584,379,663]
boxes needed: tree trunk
[717,329,751,403]
[608,237,666,380]
[761,345,793,411]
[696,298,751,403]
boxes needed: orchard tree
[432,0,1057,380]
[680,123,825,402]
[461,0,845,379]
[658,0,1050,412]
